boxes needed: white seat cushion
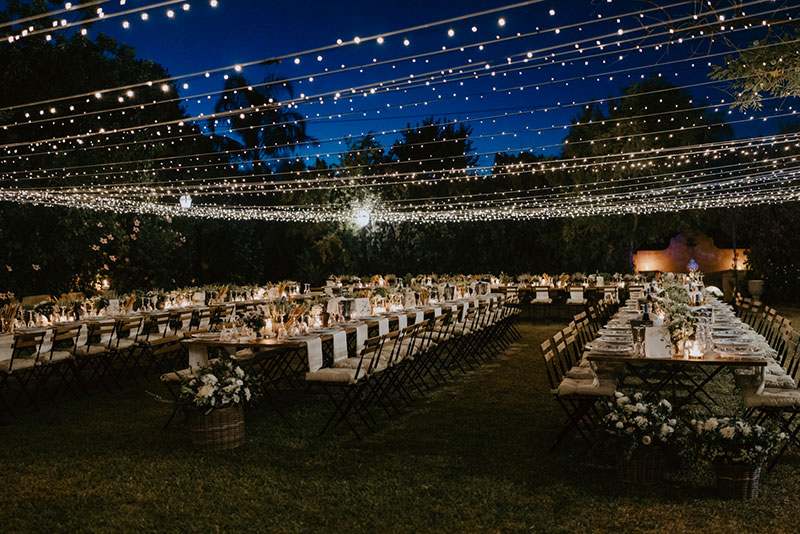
[306,367,360,385]
[557,376,616,397]
[74,344,107,357]
[566,366,596,381]
[743,387,800,408]
[0,358,37,373]
[46,350,74,363]
[160,367,198,383]
[332,357,366,370]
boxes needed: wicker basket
[616,450,664,485]
[187,405,245,452]
[714,462,760,500]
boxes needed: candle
[264,318,273,337]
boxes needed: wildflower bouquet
[179,356,258,413]
[604,392,677,458]
[686,416,786,466]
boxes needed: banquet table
[585,297,768,413]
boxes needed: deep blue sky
[8,0,791,168]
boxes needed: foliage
[603,391,677,459]
[685,416,787,466]
[711,31,800,111]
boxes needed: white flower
[235,367,245,378]
[636,403,648,413]
[198,385,215,398]
[720,426,736,439]
[615,421,624,429]
[634,415,647,428]
[642,436,652,445]
[704,418,718,431]
[202,373,218,385]
[659,399,672,409]
[660,424,673,437]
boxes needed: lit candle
[265,318,273,336]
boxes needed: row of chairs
[305,297,522,439]
[734,296,800,470]
[540,300,621,451]
[0,308,211,416]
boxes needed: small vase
[714,462,760,500]
[320,312,330,327]
[616,449,664,485]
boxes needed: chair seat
[331,357,362,369]
[767,362,786,376]
[306,367,360,385]
[46,350,74,363]
[557,376,616,397]
[566,366,596,381]
[114,338,137,350]
[744,387,800,408]
[233,348,255,361]
[160,367,197,383]
[566,299,588,305]
[75,344,107,357]
[0,358,37,373]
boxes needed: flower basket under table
[187,405,245,452]
[714,462,760,500]
[616,450,664,486]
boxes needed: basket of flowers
[179,356,258,452]
[603,392,677,485]
[686,416,786,499]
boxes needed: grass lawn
[1,321,799,533]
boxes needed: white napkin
[377,317,389,336]
[390,313,407,330]
[413,310,424,324]
[290,335,323,372]
[434,307,442,317]
[645,326,672,359]
[331,330,347,362]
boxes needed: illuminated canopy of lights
[2,0,800,222]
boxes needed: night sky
[6,1,788,167]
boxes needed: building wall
[633,233,746,273]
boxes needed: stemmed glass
[630,320,646,357]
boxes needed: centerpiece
[661,279,697,355]
[241,309,266,338]
[178,356,258,451]
[603,392,677,485]
[685,416,786,499]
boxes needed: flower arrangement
[685,416,786,467]
[178,356,258,413]
[34,299,55,318]
[660,278,697,347]
[240,310,265,335]
[604,392,677,459]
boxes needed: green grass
[1,322,799,533]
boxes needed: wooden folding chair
[0,330,46,413]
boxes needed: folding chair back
[43,324,81,362]
[8,330,46,371]
[115,316,143,346]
